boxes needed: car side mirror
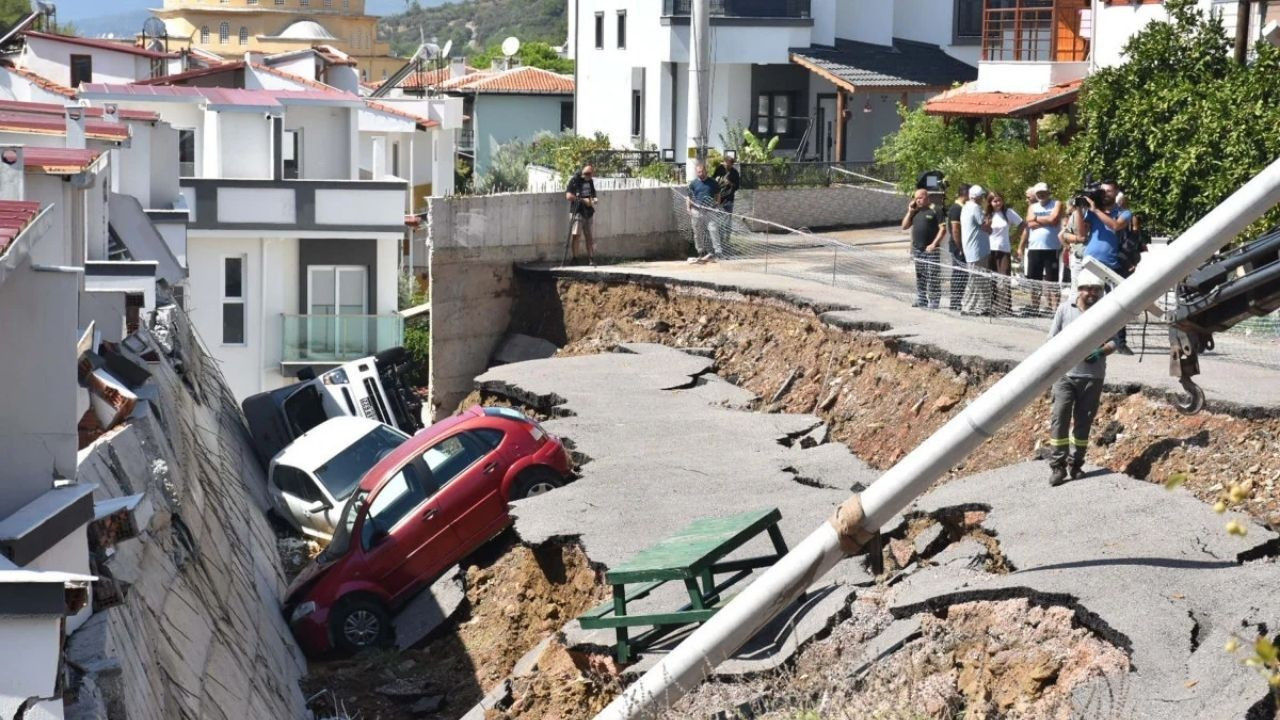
[306,499,333,515]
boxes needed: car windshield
[313,425,407,501]
[320,490,368,562]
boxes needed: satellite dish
[143,17,166,37]
[440,39,453,60]
[501,36,520,57]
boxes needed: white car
[268,417,409,539]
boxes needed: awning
[790,37,977,94]
[923,79,1084,119]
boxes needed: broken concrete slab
[491,333,559,366]
[394,566,466,649]
[913,523,944,558]
[930,537,988,570]
[884,461,1280,720]
[477,345,879,675]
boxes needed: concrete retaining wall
[738,184,905,230]
[69,307,307,720]
[427,187,681,418]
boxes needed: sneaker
[686,256,700,264]
[1050,466,1068,487]
[700,253,715,263]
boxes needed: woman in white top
[986,190,1022,316]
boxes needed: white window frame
[306,265,368,356]
[221,254,247,346]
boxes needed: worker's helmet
[1074,267,1106,290]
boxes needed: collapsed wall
[68,307,307,719]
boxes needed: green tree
[1075,0,1280,239]
[0,0,31,33]
[469,40,573,74]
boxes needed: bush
[477,138,532,194]
[402,322,430,387]
[1075,0,1280,239]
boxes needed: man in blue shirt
[1076,180,1135,353]
[686,163,721,263]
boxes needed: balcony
[458,127,474,153]
[178,178,407,234]
[661,0,812,23]
[281,314,404,365]
[981,0,1089,62]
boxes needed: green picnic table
[578,507,788,663]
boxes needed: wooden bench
[578,507,788,663]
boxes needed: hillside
[378,0,565,59]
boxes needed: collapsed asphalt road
[476,342,1280,717]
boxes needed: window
[282,128,300,178]
[560,101,573,131]
[361,459,433,548]
[617,10,627,49]
[981,0,1088,62]
[421,435,484,486]
[238,26,248,45]
[954,0,984,43]
[324,0,333,6]
[391,140,400,177]
[275,0,285,5]
[307,265,368,355]
[313,425,406,500]
[755,92,794,137]
[594,12,604,49]
[471,428,505,450]
[273,465,325,503]
[301,0,309,5]
[247,0,258,4]
[222,256,246,345]
[200,26,210,43]
[219,22,230,44]
[69,54,92,88]
[630,89,642,137]
[177,128,196,176]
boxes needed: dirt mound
[510,276,1280,529]
[304,536,605,719]
[488,640,623,720]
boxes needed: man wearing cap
[959,184,993,315]
[1046,267,1119,486]
[1018,182,1064,315]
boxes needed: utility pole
[685,0,710,179]
[593,153,1280,719]
[1235,0,1253,65]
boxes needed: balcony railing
[282,314,404,364]
[662,0,811,19]
[178,178,407,233]
[982,0,1089,62]
[458,128,475,151]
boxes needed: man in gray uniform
[1046,267,1118,486]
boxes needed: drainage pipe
[595,156,1280,720]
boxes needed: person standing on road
[686,163,722,263]
[947,184,970,311]
[712,155,740,256]
[1077,180,1135,354]
[565,164,597,266]
[986,190,1022,316]
[902,188,945,308]
[1017,182,1064,316]
[1046,268,1119,486]
[960,185,993,316]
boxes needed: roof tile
[24,31,178,60]
[440,66,574,95]
[923,80,1083,118]
[790,37,976,90]
[0,200,42,256]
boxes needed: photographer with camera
[1075,179,1135,354]
[565,164,598,266]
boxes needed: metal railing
[281,314,403,364]
[458,128,474,151]
[737,161,896,189]
[662,0,811,18]
[982,0,1089,62]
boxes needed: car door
[430,429,514,551]
[357,457,456,603]
[272,465,332,536]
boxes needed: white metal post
[685,0,710,179]
[595,156,1280,720]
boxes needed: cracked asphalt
[475,343,1280,714]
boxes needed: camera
[1072,181,1105,210]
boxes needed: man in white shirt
[959,185,992,316]
[1017,182,1064,315]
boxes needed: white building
[568,0,979,164]
[77,79,423,400]
[15,31,183,88]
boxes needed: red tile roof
[923,79,1083,119]
[0,110,129,142]
[79,83,285,110]
[0,99,158,122]
[0,60,75,99]
[132,61,246,86]
[439,66,574,95]
[0,200,42,256]
[313,45,358,67]
[24,31,179,60]
[387,65,480,90]
[21,147,102,174]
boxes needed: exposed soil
[486,640,623,720]
[303,534,606,720]
[509,275,1280,530]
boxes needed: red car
[284,406,572,655]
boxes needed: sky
[55,0,433,23]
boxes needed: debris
[769,369,799,404]
[376,678,433,699]
[913,523,944,557]
[932,395,961,413]
[408,694,445,715]
[888,538,915,568]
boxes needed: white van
[267,417,409,539]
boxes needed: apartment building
[568,0,979,163]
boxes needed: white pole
[596,156,1280,720]
[685,0,710,180]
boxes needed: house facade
[568,0,980,164]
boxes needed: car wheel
[512,467,562,499]
[330,597,392,653]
